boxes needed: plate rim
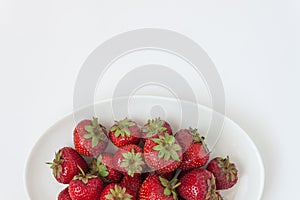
[25,95,265,200]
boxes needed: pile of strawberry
[47,117,238,200]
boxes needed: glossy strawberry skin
[48,147,88,184]
[178,169,220,200]
[175,129,210,170]
[90,153,123,183]
[58,187,71,200]
[139,174,174,200]
[206,157,238,190]
[100,153,123,182]
[144,139,182,173]
[179,142,209,170]
[109,120,140,147]
[69,177,104,200]
[121,174,142,197]
[100,183,136,200]
[141,119,172,143]
[73,119,108,157]
[113,144,145,175]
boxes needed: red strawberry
[69,167,104,200]
[73,117,108,157]
[113,144,145,177]
[58,187,71,200]
[100,183,136,200]
[139,174,180,200]
[144,133,182,173]
[121,174,142,197]
[109,118,140,147]
[206,156,238,190]
[177,169,222,200]
[176,128,210,170]
[90,153,123,183]
[142,118,172,143]
[46,147,88,184]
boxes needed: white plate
[25,96,264,200]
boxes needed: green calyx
[84,117,106,148]
[189,128,210,153]
[217,156,238,182]
[143,118,167,137]
[110,118,136,137]
[91,155,109,178]
[120,149,145,177]
[159,176,181,200]
[46,151,63,178]
[73,166,97,184]
[105,184,133,200]
[152,133,182,161]
[205,175,222,200]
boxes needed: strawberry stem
[159,176,180,200]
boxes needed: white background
[0,0,299,199]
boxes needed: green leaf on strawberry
[110,118,136,137]
[143,118,167,137]
[73,166,97,184]
[217,156,238,182]
[94,155,109,177]
[189,127,210,153]
[83,117,106,148]
[159,176,181,199]
[104,184,133,200]
[152,133,182,161]
[46,151,63,178]
[120,149,145,177]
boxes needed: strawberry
[142,118,172,143]
[139,174,180,200]
[69,167,104,200]
[109,118,140,147]
[121,174,142,197]
[46,147,88,184]
[90,153,123,183]
[100,183,136,200]
[177,169,222,200]
[144,133,182,173]
[73,117,108,157]
[113,144,145,177]
[58,187,71,200]
[206,156,238,190]
[176,128,210,170]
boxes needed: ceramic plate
[25,96,264,200]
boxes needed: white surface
[26,97,264,200]
[0,0,299,199]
